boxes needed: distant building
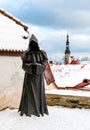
[64,34,71,64]
[0,9,29,90]
[69,56,79,65]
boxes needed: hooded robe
[18,34,49,117]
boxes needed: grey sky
[1,0,90,61]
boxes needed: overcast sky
[1,0,90,62]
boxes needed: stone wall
[46,94,90,109]
[1,92,90,111]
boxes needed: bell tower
[64,34,71,64]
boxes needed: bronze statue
[18,34,49,117]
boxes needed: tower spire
[65,33,70,54]
[64,33,71,64]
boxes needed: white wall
[0,56,24,91]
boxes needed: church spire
[64,34,71,64]
[65,33,70,54]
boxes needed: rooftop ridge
[0,8,28,30]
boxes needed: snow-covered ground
[0,107,90,130]
[1,63,90,130]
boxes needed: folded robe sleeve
[21,51,32,73]
[21,50,47,75]
[22,62,46,75]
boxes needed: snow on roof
[0,9,29,52]
[46,63,90,97]
[0,9,28,30]
[50,64,90,88]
